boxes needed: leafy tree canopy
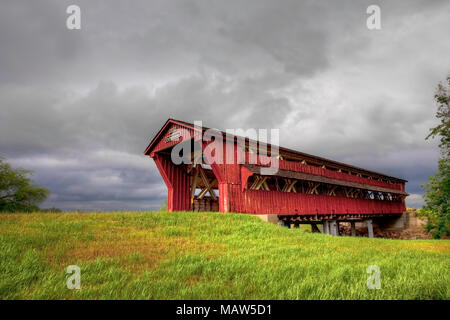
[421,76,450,238]
[0,158,49,212]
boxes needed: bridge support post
[367,219,374,238]
[322,221,329,234]
[351,222,356,236]
[330,220,338,236]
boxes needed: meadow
[0,211,449,299]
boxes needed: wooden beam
[190,166,199,201]
[253,176,269,191]
[308,182,319,194]
[197,165,217,200]
[311,224,321,233]
[245,164,408,196]
[250,176,262,190]
[274,178,281,191]
[327,185,337,196]
[282,179,296,192]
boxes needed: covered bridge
[144,119,408,237]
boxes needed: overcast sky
[1,0,449,211]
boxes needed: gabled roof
[144,118,195,155]
[144,118,407,183]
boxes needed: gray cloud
[0,0,449,210]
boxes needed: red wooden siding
[228,189,405,215]
[146,119,407,216]
[240,151,402,191]
[150,123,194,155]
[153,153,190,211]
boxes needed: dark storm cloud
[0,0,343,85]
[0,0,449,210]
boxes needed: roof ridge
[144,118,407,183]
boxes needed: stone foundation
[373,210,427,231]
[255,214,280,225]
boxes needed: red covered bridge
[145,119,408,237]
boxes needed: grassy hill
[0,211,449,299]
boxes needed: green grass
[0,211,449,299]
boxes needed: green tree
[0,158,49,212]
[421,76,450,238]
